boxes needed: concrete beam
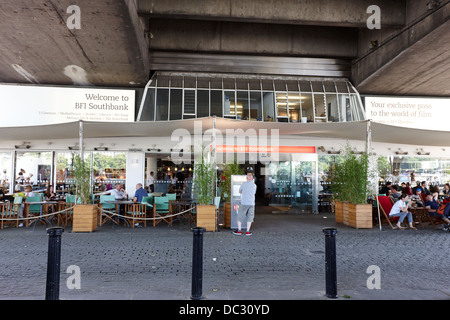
[352,3,450,96]
[138,0,406,27]
[148,19,358,58]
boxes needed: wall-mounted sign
[0,84,135,127]
[365,96,450,131]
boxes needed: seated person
[389,185,401,199]
[424,194,450,226]
[410,189,424,207]
[389,193,416,230]
[133,183,148,203]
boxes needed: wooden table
[25,201,59,228]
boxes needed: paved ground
[1,205,449,303]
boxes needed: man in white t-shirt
[233,172,257,236]
[389,193,417,230]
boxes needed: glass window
[300,93,313,122]
[274,80,286,91]
[325,94,339,122]
[170,76,183,88]
[287,92,301,123]
[313,93,326,122]
[197,77,209,89]
[248,79,261,90]
[286,80,299,92]
[170,89,182,120]
[156,75,169,87]
[275,92,288,121]
[93,152,127,192]
[184,77,196,89]
[223,78,235,90]
[299,80,312,92]
[183,90,196,116]
[210,90,223,117]
[139,88,155,121]
[311,81,324,92]
[261,79,274,91]
[16,151,53,191]
[224,91,236,118]
[323,81,337,93]
[262,92,275,122]
[249,91,262,121]
[155,89,169,121]
[197,90,209,118]
[0,152,12,194]
[236,91,248,120]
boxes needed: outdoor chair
[153,196,171,226]
[377,195,399,229]
[25,196,41,227]
[99,195,116,226]
[141,195,153,209]
[166,193,176,201]
[126,203,147,228]
[58,195,76,227]
[0,200,21,229]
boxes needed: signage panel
[0,84,135,127]
[365,96,450,131]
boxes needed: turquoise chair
[1,198,22,229]
[99,195,116,226]
[153,196,170,226]
[25,196,41,227]
[60,195,77,227]
[167,193,177,201]
[141,196,153,209]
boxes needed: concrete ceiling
[0,0,448,97]
[0,0,149,87]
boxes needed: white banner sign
[0,84,135,127]
[365,96,450,131]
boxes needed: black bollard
[45,227,64,300]
[323,227,338,298]
[191,227,205,300]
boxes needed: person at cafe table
[133,183,148,203]
[100,183,128,215]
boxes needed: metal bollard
[45,227,64,300]
[191,227,205,300]
[323,227,338,298]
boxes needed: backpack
[437,200,450,217]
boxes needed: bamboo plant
[72,154,92,205]
[193,145,216,205]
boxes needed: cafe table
[26,201,59,228]
[104,199,134,227]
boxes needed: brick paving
[1,206,449,301]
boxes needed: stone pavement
[1,205,449,302]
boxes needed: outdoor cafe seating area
[0,191,207,230]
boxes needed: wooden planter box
[73,204,98,232]
[223,202,231,228]
[343,201,349,226]
[334,201,343,224]
[196,204,216,232]
[348,203,373,229]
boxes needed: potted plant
[193,145,217,231]
[330,144,374,228]
[221,158,244,228]
[71,154,98,232]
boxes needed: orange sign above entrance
[215,145,316,153]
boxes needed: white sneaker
[18,223,23,228]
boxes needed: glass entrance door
[267,153,318,212]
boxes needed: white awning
[1,117,449,147]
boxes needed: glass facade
[138,72,365,123]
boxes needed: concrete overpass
[0,0,448,96]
